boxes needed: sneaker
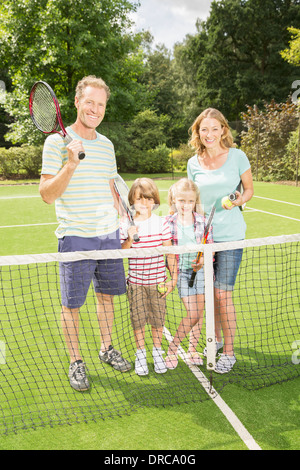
[99,345,132,372]
[68,360,90,392]
[152,347,167,374]
[186,351,203,366]
[135,349,148,376]
[203,340,224,357]
[215,354,236,374]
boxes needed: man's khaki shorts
[127,284,166,330]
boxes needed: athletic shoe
[165,354,178,370]
[203,340,224,357]
[135,349,148,376]
[214,354,236,374]
[68,360,90,392]
[99,345,132,372]
[186,351,203,366]
[152,347,167,374]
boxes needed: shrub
[240,100,299,181]
[0,145,42,179]
[134,144,172,173]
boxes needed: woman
[187,108,254,373]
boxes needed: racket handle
[133,233,140,242]
[189,270,197,288]
[64,134,85,160]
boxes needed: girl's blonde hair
[128,178,160,207]
[189,108,235,156]
[168,178,202,214]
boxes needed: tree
[281,27,300,66]
[0,0,148,144]
[122,109,171,173]
[177,0,300,120]
[240,99,299,181]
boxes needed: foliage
[171,143,195,171]
[0,0,147,144]
[240,100,299,181]
[175,0,300,120]
[281,27,300,66]
[0,0,300,177]
[121,109,171,173]
[0,145,42,178]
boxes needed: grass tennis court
[0,178,299,451]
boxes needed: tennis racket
[29,80,85,160]
[236,180,246,211]
[189,205,216,288]
[114,175,140,242]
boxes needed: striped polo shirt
[120,214,172,285]
[41,127,119,238]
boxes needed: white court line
[253,195,300,207]
[0,195,40,199]
[163,327,262,451]
[245,206,300,222]
[161,190,300,208]
[0,222,57,228]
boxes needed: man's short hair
[75,75,111,102]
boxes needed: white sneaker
[135,349,148,376]
[152,347,167,374]
[215,354,236,374]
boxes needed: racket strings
[31,84,59,133]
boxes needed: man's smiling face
[75,86,107,130]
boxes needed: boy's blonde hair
[189,107,235,155]
[128,178,160,207]
[75,75,111,102]
[168,178,202,214]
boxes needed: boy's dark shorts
[58,231,126,309]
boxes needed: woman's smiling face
[199,117,224,150]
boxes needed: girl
[120,178,177,376]
[165,178,213,369]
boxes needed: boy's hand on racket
[127,225,139,243]
[66,139,85,164]
[191,255,204,271]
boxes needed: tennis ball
[222,196,233,208]
[157,283,168,295]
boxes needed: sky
[131,0,213,50]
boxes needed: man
[40,75,131,392]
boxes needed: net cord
[1,233,299,266]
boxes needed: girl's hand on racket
[66,139,85,164]
[191,255,204,272]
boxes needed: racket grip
[133,233,140,242]
[189,271,197,288]
[78,151,85,160]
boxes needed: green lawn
[0,179,299,450]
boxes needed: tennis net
[0,233,299,434]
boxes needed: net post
[204,245,216,371]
